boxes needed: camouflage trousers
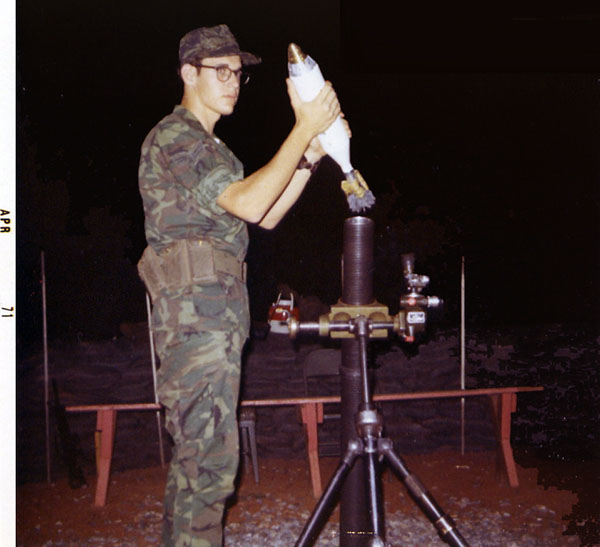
[155,328,245,547]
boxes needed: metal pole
[146,292,165,468]
[42,250,51,483]
[340,216,374,546]
[460,257,466,455]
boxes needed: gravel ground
[223,499,577,546]
[18,450,589,547]
[27,502,580,547]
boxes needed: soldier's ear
[180,63,198,85]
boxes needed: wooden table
[67,386,542,505]
[241,386,543,498]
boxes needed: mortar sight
[402,253,433,295]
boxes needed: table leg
[94,409,117,506]
[301,402,324,498]
[490,393,519,487]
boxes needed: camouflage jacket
[138,105,250,341]
[139,105,248,259]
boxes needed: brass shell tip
[287,43,306,64]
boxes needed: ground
[16,448,596,546]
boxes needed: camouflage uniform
[139,105,250,547]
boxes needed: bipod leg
[378,438,471,547]
[295,439,363,547]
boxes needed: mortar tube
[340,216,376,546]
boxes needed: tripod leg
[379,439,471,547]
[295,439,362,547]
[365,441,384,541]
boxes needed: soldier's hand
[304,115,351,164]
[305,135,325,163]
[287,79,341,138]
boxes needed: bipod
[294,316,470,547]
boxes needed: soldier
[137,24,343,546]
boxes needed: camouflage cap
[179,24,261,66]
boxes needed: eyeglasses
[194,64,250,85]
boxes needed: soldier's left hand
[304,116,352,164]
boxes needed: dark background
[17,2,600,352]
